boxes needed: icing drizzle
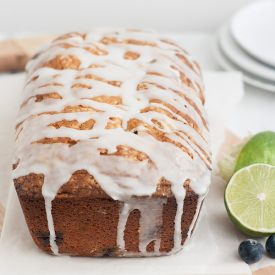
[13,29,211,256]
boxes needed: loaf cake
[13,29,211,257]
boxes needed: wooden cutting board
[0,36,55,72]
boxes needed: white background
[0,0,254,34]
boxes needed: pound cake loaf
[13,29,211,257]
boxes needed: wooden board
[0,36,54,72]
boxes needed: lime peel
[235,131,275,172]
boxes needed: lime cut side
[225,163,275,237]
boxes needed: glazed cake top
[13,29,211,201]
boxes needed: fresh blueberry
[266,235,275,258]
[238,239,264,264]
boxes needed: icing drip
[117,202,131,251]
[173,197,185,252]
[13,29,211,256]
[43,197,59,255]
[186,196,204,241]
[117,198,166,255]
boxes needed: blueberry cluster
[239,235,275,264]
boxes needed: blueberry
[266,235,275,258]
[238,239,264,264]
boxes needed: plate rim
[219,24,275,83]
[213,34,275,93]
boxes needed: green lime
[225,163,275,237]
[235,131,275,172]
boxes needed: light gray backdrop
[0,0,255,34]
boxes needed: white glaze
[117,198,166,255]
[13,29,211,256]
[186,196,204,242]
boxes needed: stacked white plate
[214,0,275,92]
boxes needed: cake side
[14,171,201,256]
[16,186,199,256]
[13,30,211,256]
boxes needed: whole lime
[235,131,275,172]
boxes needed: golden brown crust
[42,55,81,70]
[123,51,140,60]
[14,170,177,200]
[49,119,95,130]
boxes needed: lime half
[225,163,275,237]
